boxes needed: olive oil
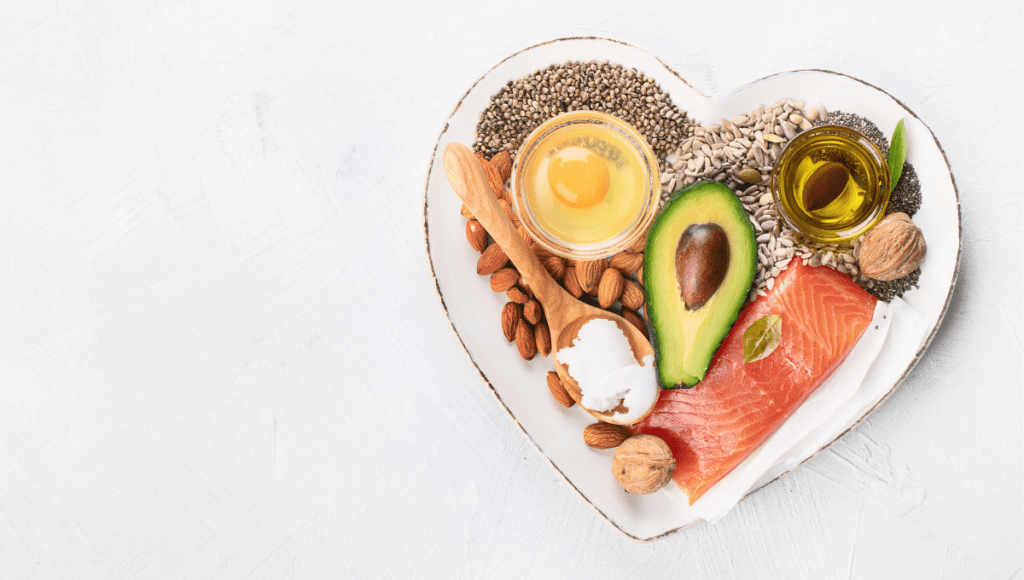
[772,125,890,243]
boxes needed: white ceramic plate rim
[423,37,961,541]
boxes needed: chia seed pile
[472,61,924,302]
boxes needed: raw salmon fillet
[633,258,877,503]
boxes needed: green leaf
[888,119,908,192]
[743,314,782,364]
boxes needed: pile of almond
[462,149,674,494]
[462,151,650,358]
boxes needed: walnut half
[858,212,927,281]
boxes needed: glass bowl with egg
[511,111,660,260]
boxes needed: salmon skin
[633,258,877,504]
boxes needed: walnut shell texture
[611,434,676,495]
[858,212,927,281]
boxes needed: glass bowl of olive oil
[771,125,891,244]
[512,111,660,260]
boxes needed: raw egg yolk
[547,147,610,209]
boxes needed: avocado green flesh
[643,181,757,388]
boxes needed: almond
[546,371,574,408]
[597,267,624,308]
[530,242,555,261]
[480,158,505,198]
[577,259,606,294]
[523,299,542,324]
[477,243,508,276]
[498,198,514,221]
[465,219,487,253]
[499,187,512,203]
[460,203,474,220]
[534,320,551,357]
[583,422,631,449]
[490,268,519,293]
[505,286,529,304]
[517,224,533,245]
[621,309,649,339]
[563,266,583,298]
[542,255,566,282]
[490,151,512,183]
[518,276,533,297]
[627,231,649,253]
[620,280,645,311]
[515,318,536,360]
[609,251,643,276]
[501,302,520,342]
[498,198,521,228]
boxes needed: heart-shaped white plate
[423,37,960,540]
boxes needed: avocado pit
[676,223,730,311]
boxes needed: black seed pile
[819,110,924,301]
[472,60,698,166]
[819,110,890,156]
[887,162,922,217]
[865,268,921,303]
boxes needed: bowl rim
[770,123,892,243]
[511,110,661,260]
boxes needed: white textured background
[1,0,1021,578]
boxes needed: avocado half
[643,181,757,388]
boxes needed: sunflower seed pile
[659,99,849,302]
[472,60,698,166]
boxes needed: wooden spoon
[443,142,658,425]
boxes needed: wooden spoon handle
[443,143,567,311]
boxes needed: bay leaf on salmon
[742,314,782,364]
